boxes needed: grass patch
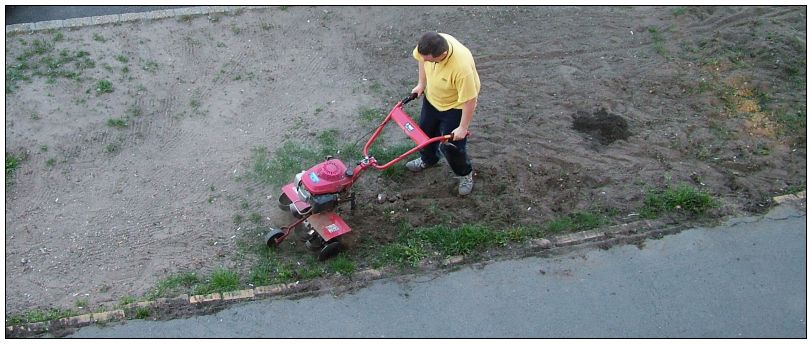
[142,60,159,73]
[95,79,113,95]
[249,143,320,187]
[640,184,717,218]
[359,107,383,122]
[375,223,543,267]
[107,117,128,128]
[134,307,150,319]
[772,109,806,136]
[6,308,79,326]
[193,268,241,295]
[6,153,23,183]
[7,45,94,92]
[145,272,200,300]
[545,211,607,234]
[648,26,668,57]
[327,254,356,276]
[119,295,137,307]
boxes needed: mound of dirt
[572,108,631,146]
[4,6,806,316]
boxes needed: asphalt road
[69,204,806,338]
[5,6,190,25]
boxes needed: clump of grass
[773,109,806,136]
[119,295,137,307]
[74,299,88,309]
[375,238,427,268]
[93,33,106,42]
[115,54,129,63]
[95,79,113,95]
[671,7,687,16]
[249,143,320,187]
[374,223,543,267]
[648,26,668,57]
[6,308,79,326]
[145,272,200,300]
[6,153,23,182]
[193,268,241,295]
[359,107,382,122]
[107,117,128,128]
[104,140,123,154]
[7,45,93,92]
[249,212,262,224]
[545,211,606,234]
[640,184,717,218]
[134,307,150,319]
[328,254,356,276]
[142,60,159,73]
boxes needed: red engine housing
[301,159,353,195]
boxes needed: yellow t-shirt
[412,33,480,111]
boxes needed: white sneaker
[406,157,429,172]
[458,172,474,196]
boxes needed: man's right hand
[411,84,425,98]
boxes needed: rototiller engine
[264,93,460,260]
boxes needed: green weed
[142,60,159,73]
[134,307,150,319]
[193,268,241,295]
[93,33,106,42]
[145,272,200,300]
[640,184,717,218]
[648,26,668,57]
[328,254,356,276]
[119,295,137,307]
[545,211,606,234]
[95,79,113,95]
[74,299,88,309]
[359,107,383,122]
[671,7,687,16]
[107,117,128,128]
[6,153,22,180]
[375,238,427,267]
[6,308,79,326]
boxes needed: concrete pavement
[67,202,806,338]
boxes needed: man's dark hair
[417,32,448,57]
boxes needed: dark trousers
[418,98,473,176]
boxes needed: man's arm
[411,61,426,97]
[452,97,476,141]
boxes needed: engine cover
[301,158,352,195]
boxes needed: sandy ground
[4,6,806,315]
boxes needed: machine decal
[309,171,320,183]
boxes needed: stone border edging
[7,188,806,337]
[5,6,271,34]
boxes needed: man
[406,31,481,196]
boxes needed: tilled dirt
[4,6,806,316]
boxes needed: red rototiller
[264,93,460,260]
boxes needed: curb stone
[6,188,806,337]
[5,5,271,34]
[772,190,806,204]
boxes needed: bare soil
[5,6,806,316]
